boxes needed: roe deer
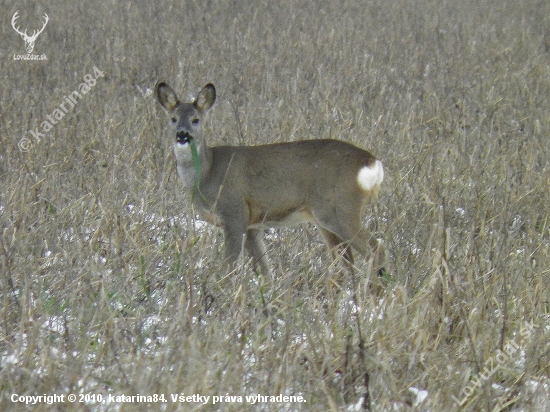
[157,82,384,275]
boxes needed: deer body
[157,83,384,274]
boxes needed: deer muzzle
[176,131,193,145]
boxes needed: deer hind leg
[314,207,384,270]
[317,226,355,294]
[313,204,360,260]
[318,227,354,266]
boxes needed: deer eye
[171,117,177,123]
[191,118,200,125]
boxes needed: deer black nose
[176,131,192,144]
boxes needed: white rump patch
[357,160,384,191]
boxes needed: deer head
[12,11,49,54]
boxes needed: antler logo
[12,11,49,54]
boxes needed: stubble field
[1,0,550,410]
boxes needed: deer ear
[195,84,216,112]
[157,82,179,112]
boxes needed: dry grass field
[1,0,550,410]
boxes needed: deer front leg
[245,229,271,276]
[218,199,250,271]
[222,222,247,269]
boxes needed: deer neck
[175,137,213,191]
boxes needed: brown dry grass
[1,0,550,410]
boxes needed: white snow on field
[3,199,549,411]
